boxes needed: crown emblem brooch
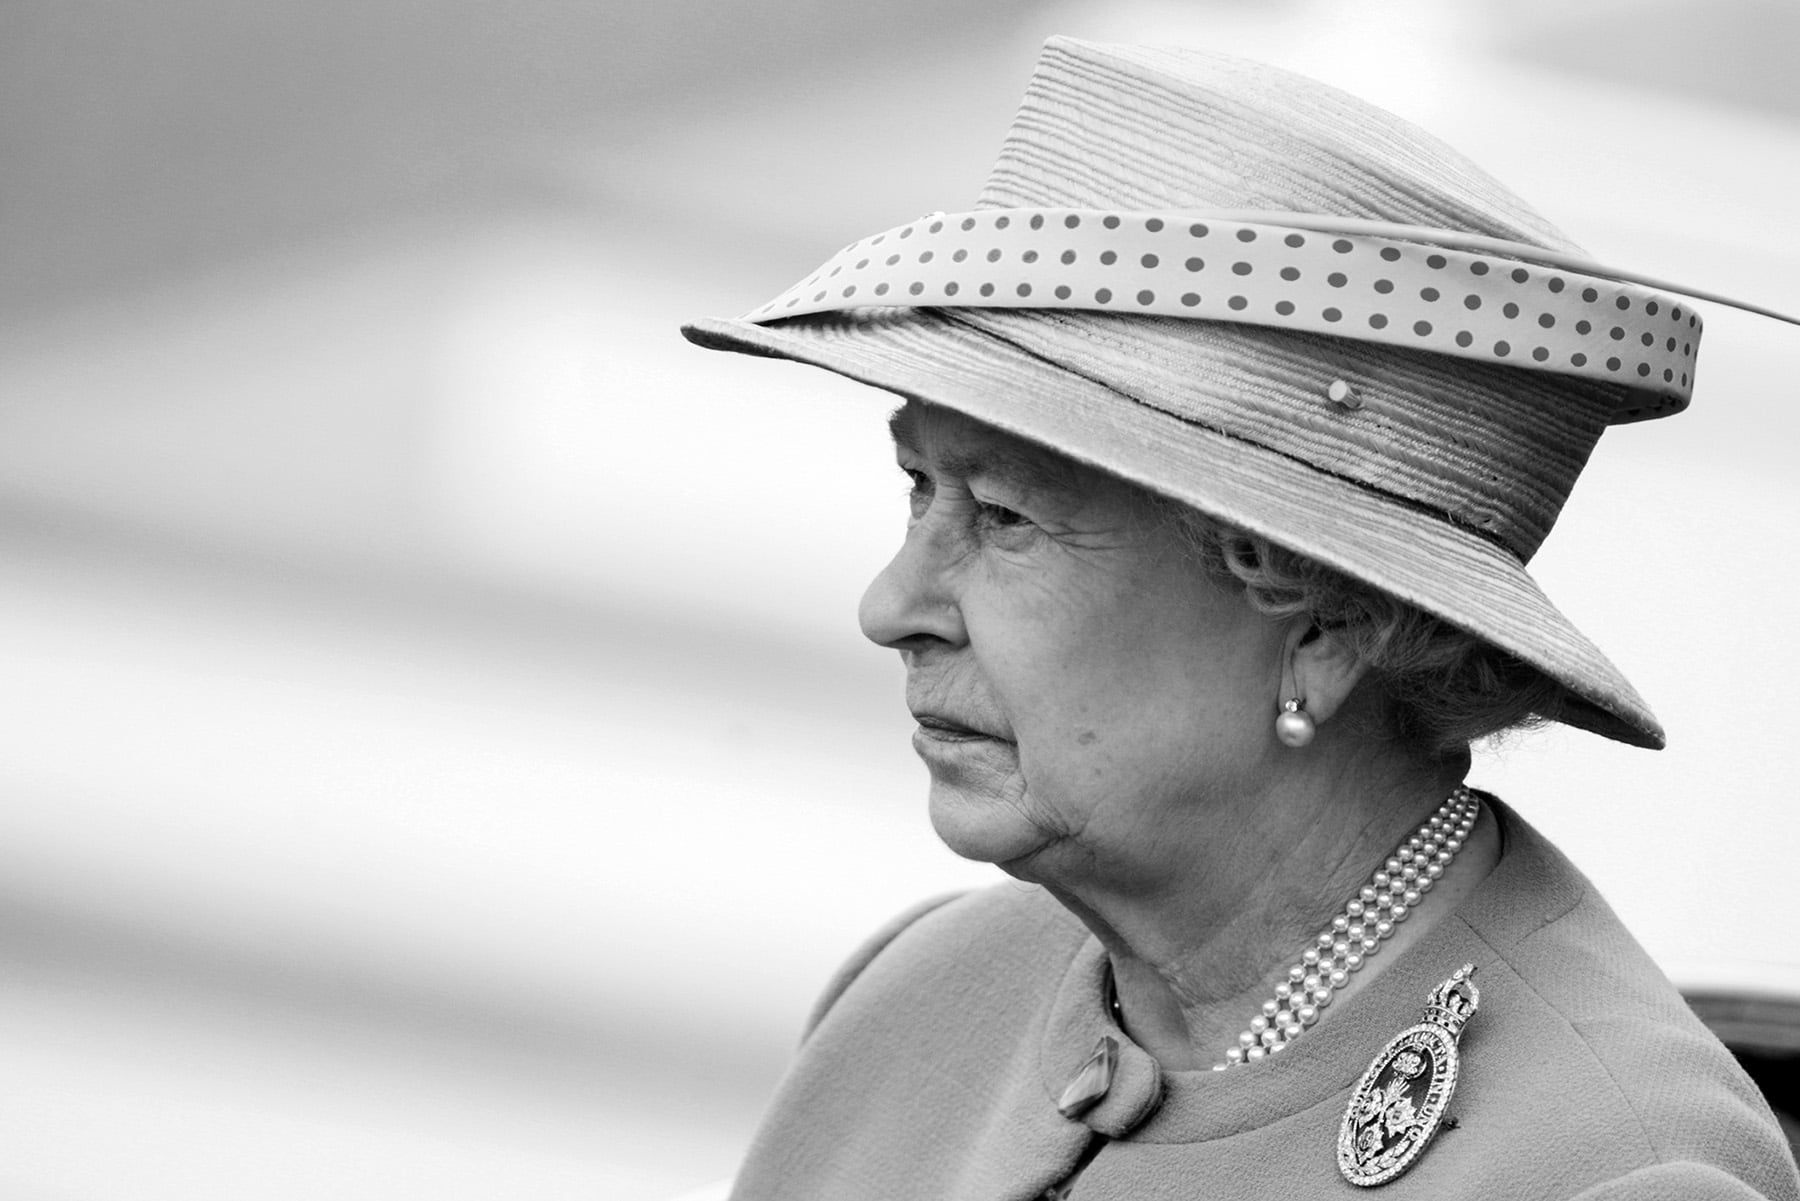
[1336,964,1480,1187]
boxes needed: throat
[1106,788,1493,1072]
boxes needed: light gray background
[2,1,1796,1196]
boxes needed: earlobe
[1283,622,1370,729]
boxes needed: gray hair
[1154,502,1564,757]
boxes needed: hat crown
[980,38,1578,253]
[958,37,1629,565]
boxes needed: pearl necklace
[1214,787,1481,1070]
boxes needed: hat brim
[682,308,1663,749]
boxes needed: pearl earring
[1275,698,1316,748]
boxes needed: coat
[727,799,1799,1200]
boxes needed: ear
[1285,621,1370,726]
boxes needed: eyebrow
[887,406,1080,497]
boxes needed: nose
[858,515,968,652]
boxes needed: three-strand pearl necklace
[1214,787,1481,1070]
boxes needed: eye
[901,466,933,518]
[974,498,1042,547]
[977,501,1030,529]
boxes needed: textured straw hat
[683,37,1704,749]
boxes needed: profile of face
[860,401,1294,891]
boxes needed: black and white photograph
[2,2,1797,1198]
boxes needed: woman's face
[860,401,1291,888]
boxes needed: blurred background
[2,1,1796,1196]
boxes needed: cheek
[1011,584,1274,786]
[961,528,1280,796]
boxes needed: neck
[1042,748,1495,1072]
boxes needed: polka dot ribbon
[748,208,1705,409]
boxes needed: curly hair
[1152,502,1565,758]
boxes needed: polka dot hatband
[751,208,1698,420]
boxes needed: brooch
[1336,964,1480,1187]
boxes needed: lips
[912,712,1007,743]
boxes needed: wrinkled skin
[860,401,1295,891]
[857,400,1486,1068]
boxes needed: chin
[926,781,1055,868]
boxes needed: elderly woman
[683,39,1799,1201]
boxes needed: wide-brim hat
[683,37,1701,749]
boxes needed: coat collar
[1036,797,1581,1143]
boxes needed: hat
[682,37,1696,749]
